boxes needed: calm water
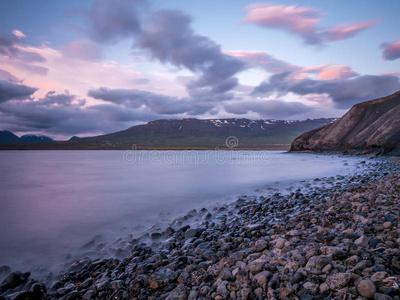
[0,150,362,276]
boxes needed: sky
[0,0,399,139]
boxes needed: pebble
[1,158,399,300]
[357,279,377,298]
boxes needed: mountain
[69,136,81,141]
[82,118,339,149]
[0,131,20,144]
[0,132,54,144]
[0,118,338,150]
[291,90,400,155]
[19,134,54,143]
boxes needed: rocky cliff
[291,90,400,155]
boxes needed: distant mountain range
[0,131,54,144]
[0,118,338,150]
[291,90,400,155]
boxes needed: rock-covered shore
[1,158,400,300]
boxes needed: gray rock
[0,266,11,282]
[188,290,198,300]
[275,238,286,249]
[252,240,267,252]
[357,279,376,298]
[185,229,198,239]
[354,235,370,248]
[83,290,95,300]
[0,271,30,293]
[79,278,93,289]
[110,280,123,290]
[303,282,319,295]
[326,273,351,290]
[149,267,178,289]
[4,291,27,300]
[60,291,79,300]
[216,281,229,298]
[166,284,187,300]
[374,293,393,300]
[248,258,267,274]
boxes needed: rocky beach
[1,156,400,300]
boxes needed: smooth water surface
[0,150,361,275]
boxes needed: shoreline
[1,156,400,299]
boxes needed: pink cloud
[244,3,322,34]
[290,65,358,81]
[60,39,103,61]
[381,40,400,60]
[225,50,358,82]
[380,71,400,76]
[315,65,359,80]
[321,20,380,41]
[303,94,333,107]
[0,41,186,102]
[244,3,379,45]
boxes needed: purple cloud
[381,40,400,60]
[87,0,148,43]
[224,99,313,119]
[88,87,214,115]
[0,32,48,75]
[86,1,246,100]
[0,80,37,103]
[254,73,400,108]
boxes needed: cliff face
[291,90,400,155]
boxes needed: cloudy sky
[0,0,399,139]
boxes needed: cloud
[320,20,380,42]
[135,9,246,99]
[381,40,400,60]
[0,80,37,103]
[244,3,379,45]
[11,30,26,39]
[0,90,162,135]
[225,50,358,83]
[0,31,48,75]
[86,1,246,100]
[88,87,214,115]
[87,0,148,43]
[295,64,359,81]
[225,50,299,73]
[254,72,400,109]
[224,99,313,119]
[132,78,150,85]
[60,39,103,61]
[0,69,19,82]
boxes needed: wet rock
[0,266,11,282]
[60,291,79,300]
[166,284,187,300]
[83,290,95,300]
[0,271,30,293]
[184,229,198,239]
[149,268,178,289]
